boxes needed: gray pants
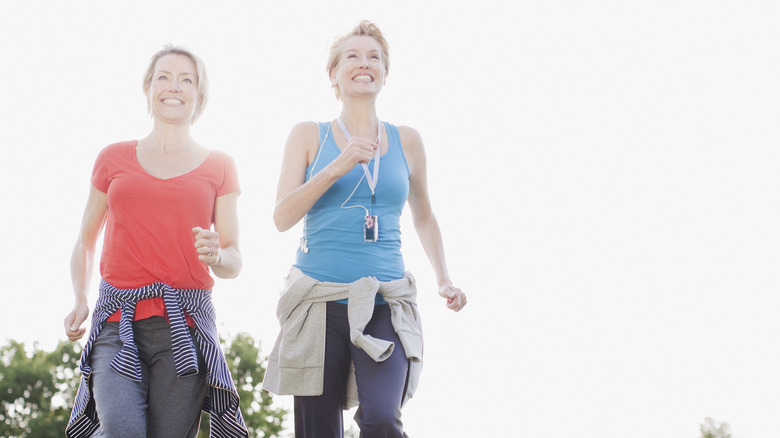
[89,317,207,438]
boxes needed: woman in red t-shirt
[63,45,245,438]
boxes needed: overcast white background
[1,1,778,437]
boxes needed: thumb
[67,315,79,331]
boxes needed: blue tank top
[295,121,409,283]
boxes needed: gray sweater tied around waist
[262,268,423,409]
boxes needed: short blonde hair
[326,20,390,100]
[142,44,209,123]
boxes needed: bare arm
[401,126,467,312]
[273,121,379,231]
[64,185,108,341]
[193,191,242,279]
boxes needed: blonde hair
[142,44,209,123]
[326,20,390,100]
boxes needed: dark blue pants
[294,302,410,438]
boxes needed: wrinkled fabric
[66,280,247,438]
[263,268,423,408]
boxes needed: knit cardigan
[262,268,423,408]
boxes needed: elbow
[412,210,436,230]
[274,216,289,232]
[273,206,295,232]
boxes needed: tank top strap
[383,122,409,176]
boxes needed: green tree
[0,333,286,438]
[700,417,732,438]
[198,332,287,437]
[0,340,82,438]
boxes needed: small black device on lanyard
[364,193,378,242]
[364,214,378,242]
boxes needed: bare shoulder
[397,125,426,169]
[397,125,423,147]
[288,121,320,146]
[286,121,322,163]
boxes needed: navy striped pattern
[66,280,248,438]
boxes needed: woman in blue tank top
[271,20,467,438]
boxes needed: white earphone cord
[300,123,331,253]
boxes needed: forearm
[210,245,242,279]
[65,242,95,340]
[70,241,95,304]
[413,213,452,288]
[274,164,341,231]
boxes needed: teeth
[163,98,183,105]
[353,74,372,82]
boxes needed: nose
[360,56,371,68]
[169,79,181,92]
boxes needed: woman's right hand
[328,136,378,178]
[64,302,90,341]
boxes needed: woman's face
[146,54,199,124]
[331,36,386,99]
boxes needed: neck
[143,121,195,153]
[339,99,380,138]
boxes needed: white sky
[1,1,778,437]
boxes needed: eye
[157,74,168,80]
[182,78,193,84]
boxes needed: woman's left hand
[439,284,467,312]
[193,226,220,265]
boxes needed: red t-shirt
[92,141,240,322]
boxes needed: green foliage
[0,340,82,438]
[197,332,287,437]
[700,417,732,438]
[0,333,286,438]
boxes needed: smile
[352,74,373,82]
[162,98,184,105]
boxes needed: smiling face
[330,35,387,100]
[145,54,199,125]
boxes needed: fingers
[447,293,466,312]
[192,227,220,264]
[348,137,379,163]
[66,327,86,341]
[455,292,468,311]
[338,137,379,167]
[439,285,467,312]
[64,307,88,341]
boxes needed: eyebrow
[155,70,196,76]
[343,49,381,55]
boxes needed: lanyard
[337,117,381,195]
